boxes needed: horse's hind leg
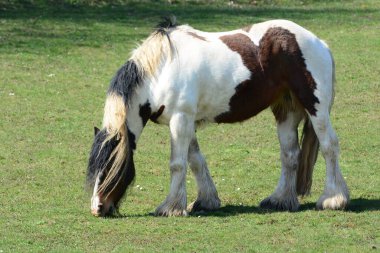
[155,113,194,217]
[308,109,349,210]
[289,51,348,209]
[260,110,303,211]
[187,137,221,212]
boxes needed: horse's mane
[94,17,179,197]
[131,16,178,79]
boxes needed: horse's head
[87,126,134,217]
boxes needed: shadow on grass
[108,198,380,218]
[195,198,380,217]
[2,1,377,24]
[346,198,380,213]
[188,203,312,217]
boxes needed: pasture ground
[0,0,379,252]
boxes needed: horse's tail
[97,91,129,196]
[296,117,319,196]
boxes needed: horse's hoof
[260,196,299,212]
[154,208,188,217]
[316,193,349,210]
[155,202,188,217]
[187,198,221,213]
[187,200,202,212]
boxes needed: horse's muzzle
[91,195,114,217]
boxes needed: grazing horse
[86,17,349,217]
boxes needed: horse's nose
[91,206,102,217]
[91,195,103,216]
[91,195,114,217]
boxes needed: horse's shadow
[109,198,380,218]
[344,198,380,213]
[194,198,380,217]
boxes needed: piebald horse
[86,17,349,217]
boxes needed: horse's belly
[195,86,237,122]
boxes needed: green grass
[1,0,379,252]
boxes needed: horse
[86,17,349,217]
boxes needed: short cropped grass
[0,0,379,252]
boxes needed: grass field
[1,0,379,252]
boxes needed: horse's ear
[94,126,100,136]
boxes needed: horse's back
[151,28,253,123]
[151,20,334,124]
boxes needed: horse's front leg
[187,137,221,212]
[155,113,194,217]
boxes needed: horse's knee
[170,160,186,174]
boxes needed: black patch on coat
[139,102,152,127]
[150,105,165,123]
[139,102,166,125]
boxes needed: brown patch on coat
[241,24,253,33]
[259,28,319,117]
[215,28,319,123]
[215,33,284,122]
[187,32,207,41]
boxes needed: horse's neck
[126,82,151,144]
